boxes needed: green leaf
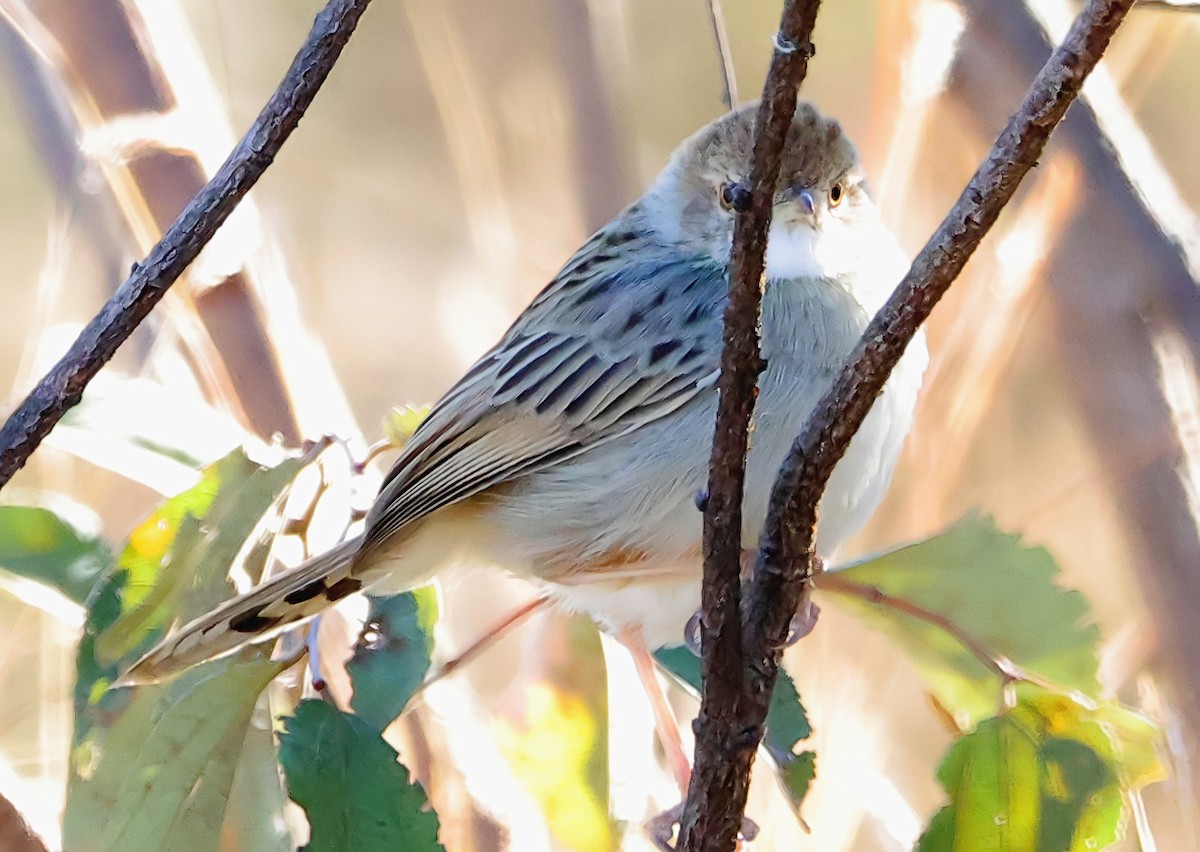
[66,447,304,851]
[95,450,302,663]
[0,505,112,604]
[279,700,443,852]
[219,722,294,852]
[347,588,439,731]
[780,750,817,810]
[63,652,285,852]
[655,647,816,814]
[917,687,1146,852]
[73,448,301,739]
[764,661,814,756]
[826,516,1100,722]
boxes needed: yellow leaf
[383,405,431,448]
[494,682,613,852]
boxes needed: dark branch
[730,0,1133,830]
[0,0,375,490]
[679,2,822,850]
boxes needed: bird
[123,102,927,702]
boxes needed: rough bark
[680,2,823,849]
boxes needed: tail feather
[118,535,364,685]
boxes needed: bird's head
[642,102,881,281]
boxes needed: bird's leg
[620,626,692,796]
[306,617,329,692]
[626,622,760,850]
[622,622,692,851]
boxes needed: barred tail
[118,535,364,685]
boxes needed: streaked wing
[361,222,726,552]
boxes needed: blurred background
[1,0,1199,849]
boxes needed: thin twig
[817,574,1053,692]
[705,0,740,109]
[407,595,548,704]
[680,2,821,850]
[725,0,1132,836]
[0,0,375,490]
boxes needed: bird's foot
[784,587,821,647]
[647,802,683,851]
[784,597,821,646]
[646,802,759,851]
[684,580,823,655]
[685,611,703,656]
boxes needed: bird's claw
[647,803,683,851]
[685,611,703,656]
[646,802,759,850]
[784,594,820,647]
[684,588,822,654]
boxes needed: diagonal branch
[732,0,1133,831]
[0,0,375,490]
[680,2,822,850]
[685,0,1135,847]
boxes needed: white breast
[765,222,827,280]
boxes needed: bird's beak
[782,185,816,217]
[797,188,816,216]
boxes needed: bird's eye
[718,181,750,213]
[828,182,844,208]
[718,182,736,211]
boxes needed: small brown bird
[124,103,926,712]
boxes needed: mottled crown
[674,102,858,201]
[640,102,866,259]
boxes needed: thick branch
[0,0,374,490]
[679,2,821,850]
[735,0,1133,807]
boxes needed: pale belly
[486,335,927,649]
[365,278,927,649]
